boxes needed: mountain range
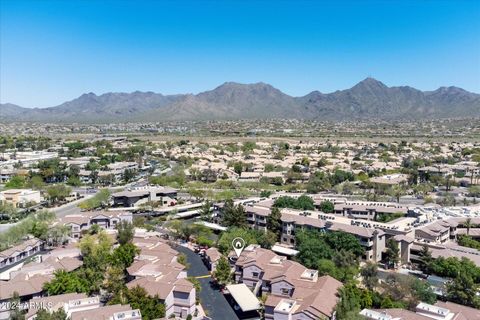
[1,78,479,123]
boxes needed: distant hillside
[1,78,479,123]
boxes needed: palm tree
[390,185,406,203]
[445,174,452,192]
[465,217,472,236]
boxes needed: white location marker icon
[232,237,246,257]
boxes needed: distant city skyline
[1,0,479,108]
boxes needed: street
[175,245,240,320]
[0,193,93,234]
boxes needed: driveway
[176,245,239,320]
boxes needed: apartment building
[0,245,81,317]
[333,201,410,221]
[204,247,222,272]
[280,210,386,262]
[216,201,389,262]
[25,293,98,320]
[112,186,177,207]
[0,189,41,208]
[70,304,142,320]
[0,151,58,168]
[360,300,480,320]
[234,245,342,319]
[415,220,458,244]
[0,238,44,269]
[107,161,139,175]
[59,210,133,238]
[246,205,271,232]
[0,274,51,320]
[410,242,480,267]
[125,236,196,319]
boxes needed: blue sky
[1,0,479,108]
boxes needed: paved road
[175,245,240,320]
[0,194,92,234]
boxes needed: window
[281,288,290,295]
[252,272,259,278]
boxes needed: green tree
[36,308,68,320]
[217,227,258,254]
[332,250,360,282]
[319,200,334,213]
[295,195,315,210]
[222,200,247,228]
[389,185,406,203]
[446,272,480,308]
[317,259,342,279]
[233,162,243,175]
[306,171,331,193]
[46,184,72,204]
[418,245,433,273]
[116,220,134,245]
[43,270,88,295]
[111,242,139,268]
[457,234,480,250]
[77,231,114,293]
[89,224,101,235]
[411,278,436,305]
[213,256,232,286]
[200,200,212,221]
[8,292,24,320]
[325,231,364,257]
[124,286,166,320]
[260,190,272,198]
[5,175,26,189]
[0,202,18,222]
[79,189,111,210]
[295,230,333,269]
[256,230,278,249]
[67,176,82,187]
[335,283,368,320]
[465,217,473,235]
[384,239,400,269]
[102,266,126,298]
[123,169,137,183]
[177,253,189,268]
[266,207,282,240]
[273,195,314,210]
[361,262,378,290]
[31,221,50,240]
[29,175,45,190]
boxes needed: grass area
[374,212,405,223]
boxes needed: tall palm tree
[465,217,472,236]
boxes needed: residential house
[125,236,196,319]
[360,300,479,320]
[415,220,458,244]
[234,245,342,320]
[204,247,222,272]
[0,238,44,270]
[58,211,133,238]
